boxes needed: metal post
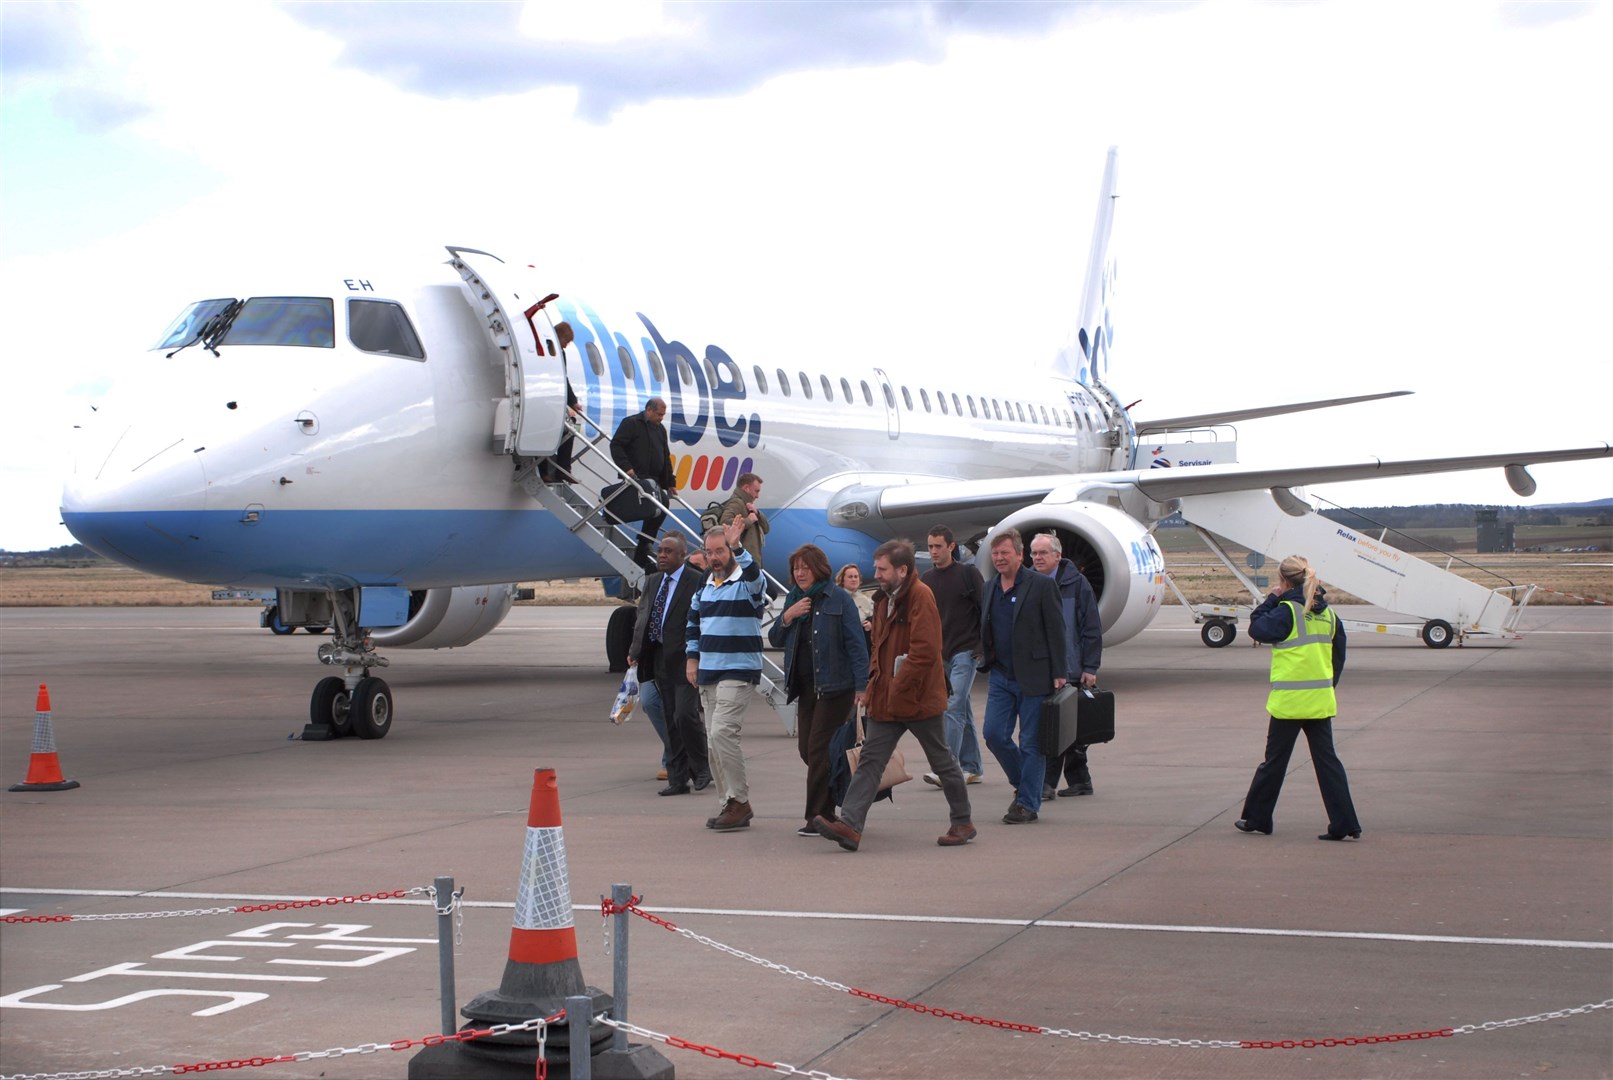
[434,875,457,1036]
[609,883,631,1052]
[566,994,594,1080]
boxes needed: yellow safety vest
[1266,601,1338,719]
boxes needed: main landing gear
[301,590,393,741]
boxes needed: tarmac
[1,603,1609,1079]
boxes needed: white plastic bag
[610,667,640,725]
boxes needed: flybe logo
[1129,536,1163,576]
[557,301,763,493]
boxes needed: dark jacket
[921,559,985,658]
[979,567,1067,698]
[629,560,705,680]
[1249,585,1347,685]
[1048,558,1103,679]
[609,411,675,492]
[767,584,870,701]
[865,578,949,721]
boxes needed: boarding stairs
[1171,489,1534,648]
[515,414,796,730]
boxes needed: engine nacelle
[980,502,1166,646]
[368,584,518,649]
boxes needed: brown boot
[937,822,977,847]
[711,799,753,831]
[812,815,860,851]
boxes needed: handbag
[845,713,913,792]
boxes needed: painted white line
[6,888,1607,952]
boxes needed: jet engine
[368,584,519,649]
[983,502,1166,646]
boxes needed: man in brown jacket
[814,539,976,852]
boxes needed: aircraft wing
[842,443,1610,532]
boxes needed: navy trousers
[1240,717,1361,835]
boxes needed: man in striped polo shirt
[686,515,768,831]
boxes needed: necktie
[649,574,672,643]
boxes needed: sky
[1,0,1609,552]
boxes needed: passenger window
[818,374,832,400]
[920,389,932,412]
[676,356,697,384]
[754,366,769,394]
[841,377,853,402]
[799,372,813,399]
[777,368,790,396]
[862,381,874,406]
[586,342,606,377]
[901,387,913,411]
[618,345,636,380]
[992,400,1002,421]
[1015,402,1026,422]
[348,299,424,359]
[220,297,334,348]
[883,383,896,409]
[952,393,962,415]
[648,350,666,383]
[968,396,978,418]
[1040,405,1050,425]
[938,392,949,415]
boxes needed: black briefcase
[1042,685,1082,757]
[1076,686,1115,746]
[602,479,658,523]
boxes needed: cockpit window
[220,297,335,347]
[154,298,236,350]
[348,299,425,359]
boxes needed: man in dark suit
[629,532,710,795]
[979,527,1067,824]
[610,397,677,570]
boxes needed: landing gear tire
[310,675,354,737]
[306,625,330,635]
[351,677,393,740]
[267,606,295,635]
[1201,619,1237,648]
[605,605,636,673]
[1421,619,1454,649]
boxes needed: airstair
[518,414,797,731]
[1170,489,1535,648]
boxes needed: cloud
[279,0,1145,121]
[0,2,86,80]
[1497,0,1595,29]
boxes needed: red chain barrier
[848,988,1045,1034]
[1242,1028,1453,1049]
[233,890,410,913]
[0,914,76,923]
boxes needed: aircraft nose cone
[61,411,208,567]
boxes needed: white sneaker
[922,772,942,787]
[966,773,983,785]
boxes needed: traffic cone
[410,769,670,1079]
[9,684,79,792]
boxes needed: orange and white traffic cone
[9,684,79,792]
[410,769,671,1079]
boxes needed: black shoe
[1059,781,1094,797]
[692,774,713,792]
[1318,830,1362,841]
[796,822,820,837]
[1234,819,1271,835]
[658,783,691,796]
[1041,785,1057,802]
[1002,803,1038,825]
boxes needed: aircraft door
[446,247,567,457]
[873,368,900,440]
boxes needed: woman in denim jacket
[770,544,870,836]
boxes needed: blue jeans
[640,676,668,768]
[944,651,983,775]
[983,669,1046,812]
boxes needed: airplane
[59,148,1608,741]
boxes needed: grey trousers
[841,715,971,833]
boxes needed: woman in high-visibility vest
[1234,555,1362,841]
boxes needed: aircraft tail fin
[1054,146,1120,386]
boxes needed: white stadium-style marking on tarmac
[6,888,1608,952]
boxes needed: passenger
[630,533,711,796]
[539,322,580,484]
[979,527,1067,825]
[609,397,677,570]
[1029,533,1102,801]
[921,526,986,787]
[769,544,869,837]
[717,472,770,567]
[814,539,976,852]
[685,516,768,831]
[835,563,875,637]
[1235,555,1362,841]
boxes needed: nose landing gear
[301,590,393,741]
